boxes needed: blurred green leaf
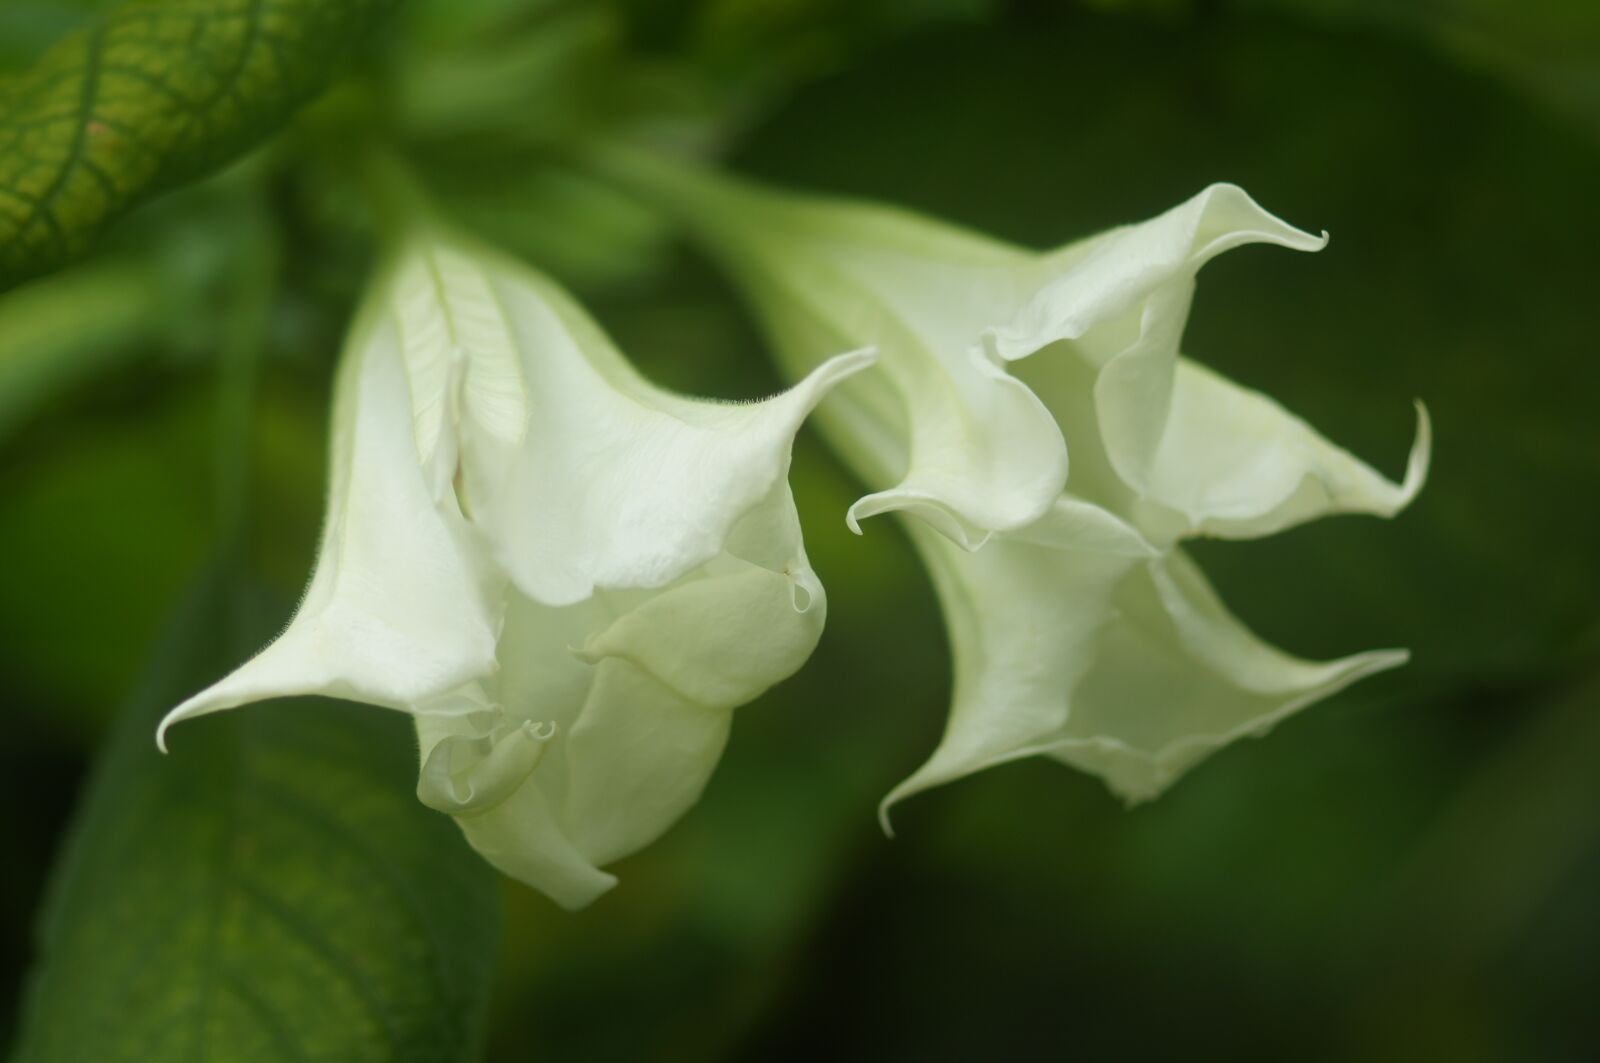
[0,259,166,443]
[0,384,218,725]
[1347,667,1600,1056]
[10,569,500,1062]
[425,164,673,290]
[0,0,402,290]
[394,4,616,139]
[1234,0,1600,138]
[649,0,1000,102]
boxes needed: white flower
[157,225,872,907]
[596,150,1429,819]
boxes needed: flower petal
[880,512,1148,825]
[450,240,873,604]
[415,481,826,906]
[583,149,1067,543]
[883,526,1405,817]
[1047,550,1407,802]
[157,287,503,749]
[420,653,737,911]
[580,550,823,707]
[1129,363,1431,540]
[991,183,1426,538]
[414,712,620,910]
[416,712,554,816]
[561,492,826,865]
[987,183,1326,365]
[554,660,735,869]
[389,233,529,500]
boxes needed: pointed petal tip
[979,323,1028,364]
[876,742,1022,833]
[789,566,822,613]
[154,714,174,754]
[550,872,620,912]
[879,764,958,837]
[154,696,209,753]
[826,344,880,378]
[1400,399,1433,505]
[1362,646,1412,674]
[844,492,892,534]
[1193,183,1329,256]
[846,489,994,550]
[874,750,987,837]
[782,345,878,414]
[1349,398,1431,522]
[876,796,899,839]
[844,491,907,537]
[1116,785,1161,808]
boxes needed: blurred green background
[2,1,1598,1060]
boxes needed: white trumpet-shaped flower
[595,149,1429,818]
[158,224,872,907]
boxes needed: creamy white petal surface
[588,151,1068,546]
[888,531,1407,818]
[415,485,829,907]
[159,225,869,906]
[599,150,1427,812]
[157,293,504,746]
[990,185,1429,542]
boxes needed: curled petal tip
[788,568,822,613]
[844,494,884,535]
[1202,183,1329,253]
[847,489,995,550]
[832,345,880,376]
[785,346,878,413]
[154,699,202,753]
[876,796,898,840]
[1401,400,1433,503]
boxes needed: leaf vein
[217,967,312,1063]
[0,24,109,264]
[228,873,406,1053]
[166,0,267,154]
[250,776,459,1009]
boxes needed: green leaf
[0,257,165,443]
[0,0,401,291]
[10,569,500,1062]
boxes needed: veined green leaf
[11,569,500,1063]
[0,0,401,290]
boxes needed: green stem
[350,143,443,247]
[213,189,279,563]
[573,138,756,245]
